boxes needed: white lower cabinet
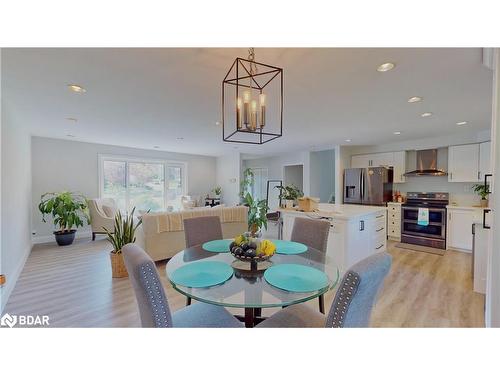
[446,207,475,252]
[386,202,402,241]
[281,209,387,274]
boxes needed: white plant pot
[285,200,294,209]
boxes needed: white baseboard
[0,245,32,314]
[32,230,93,245]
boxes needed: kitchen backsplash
[394,176,480,206]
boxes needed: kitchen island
[279,203,387,274]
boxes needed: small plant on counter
[275,184,304,208]
[212,186,222,197]
[472,183,490,207]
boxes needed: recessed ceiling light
[176,137,184,140]
[345,139,352,142]
[153,146,160,149]
[408,96,422,103]
[66,117,78,122]
[393,131,401,135]
[377,62,395,72]
[67,84,86,93]
[421,112,433,117]
[456,121,468,125]
[66,134,75,138]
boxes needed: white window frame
[98,154,188,212]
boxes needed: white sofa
[136,206,248,261]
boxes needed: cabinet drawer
[388,227,401,237]
[389,212,400,220]
[388,205,401,213]
[388,219,400,227]
[374,214,386,228]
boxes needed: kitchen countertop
[278,203,386,221]
[446,205,485,210]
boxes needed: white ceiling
[2,48,493,157]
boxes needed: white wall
[1,99,33,313]
[215,152,241,206]
[310,149,335,203]
[31,136,217,240]
[243,151,312,196]
[487,49,499,327]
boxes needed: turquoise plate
[170,261,234,288]
[202,239,232,253]
[264,264,329,293]
[274,240,308,255]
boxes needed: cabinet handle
[376,227,384,232]
[376,214,384,218]
[478,171,481,180]
[448,213,451,221]
[449,172,452,180]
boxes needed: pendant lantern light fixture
[222,48,283,144]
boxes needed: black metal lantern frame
[222,57,283,144]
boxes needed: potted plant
[243,192,269,237]
[240,168,254,200]
[472,183,490,207]
[275,184,304,209]
[38,191,90,246]
[103,208,143,278]
[212,186,222,199]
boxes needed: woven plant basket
[110,251,128,278]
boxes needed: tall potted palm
[38,191,90,246]
[103,208,143,278]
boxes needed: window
[99,155,187,213]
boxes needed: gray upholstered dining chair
[122,243,243,328]
[182,216,224,305]
[290,217,331,313]
[183,216,223,248]
[256,252,392,328]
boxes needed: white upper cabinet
[351,153,394,168]
[479,141,491,181]
[392,151,406,183]
[351,151,405,182]
[448,144,480,182]
[351,154,371,168]
[371,152,394,167]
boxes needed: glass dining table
[165,241,340,327]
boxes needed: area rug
[395,242,446,256]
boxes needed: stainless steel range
[401,192,449,249]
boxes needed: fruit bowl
[229,235,276,270]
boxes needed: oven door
[401,206,446,239]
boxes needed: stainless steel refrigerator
[344,167,393,206]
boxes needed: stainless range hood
[404,149,447,176]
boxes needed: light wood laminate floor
[4,238,485,327]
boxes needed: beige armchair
[88,198,117,240]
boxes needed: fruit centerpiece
[229,234,276,271]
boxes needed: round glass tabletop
[165,241,340,309]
